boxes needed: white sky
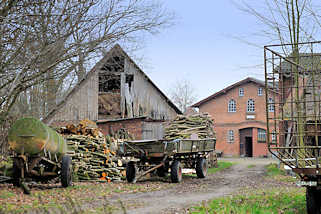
[136,1,271,102]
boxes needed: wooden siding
[123,58,177,120]
[46,72,98,125]
[44,44,180,126]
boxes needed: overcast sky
[137,1,269,102]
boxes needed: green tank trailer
[8,117,72,194]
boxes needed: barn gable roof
[192,77,267,108]
[43,44,181,124]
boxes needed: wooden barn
[43,44,181,139]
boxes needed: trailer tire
[196,157,208,178]
[306,187,321,214]
[61,155,72,187]
[171,160,182,183]
[126,162,137,183]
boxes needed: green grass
[190,187,306,214]
[0,191,15,199]
[208,161,234,174]
[247,164,255,168]
[183,161,234,178]
[265,163,298,183]
[265,163,285,176]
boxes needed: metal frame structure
[264,41,321,178]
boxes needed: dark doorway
[245,137,253,157]
[239,128,253,157]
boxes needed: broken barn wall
[97,118,165,140]
[44,72,98,125]
[122,58,177,120]
[142,121,164,140]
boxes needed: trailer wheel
[126,162,137,183]
[171,160,182,183]
[61,155,72,187]
[306,187,321,214]
[196,157,208,178]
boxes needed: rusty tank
[8,117,67,156]
[8,117,72,194]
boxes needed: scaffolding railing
[264,41,321,173]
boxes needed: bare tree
[169,79,198,113]
[234,0,320,49]
[235,0,321,161]
[0,0,175,123]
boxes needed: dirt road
[109,158,278,214]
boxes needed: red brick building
[192,77,278,157]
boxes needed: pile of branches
[59,120,125,182]
[164,113,215,140]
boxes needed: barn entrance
[239,128,253,157]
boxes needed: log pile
[164,113,215,140]
[59,120,126,182]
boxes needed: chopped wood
[57,120,131,182]
[164,113,216,140]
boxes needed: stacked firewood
[59,120,126,182]
[164,113,215,140]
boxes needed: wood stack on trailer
[164,113,215,140]
[164,113,217,167]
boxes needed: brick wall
[97,119,143,139]
[199,81,276,157]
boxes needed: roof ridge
[192,77,266,107]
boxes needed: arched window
[228,99,236,112]
[268,98,275,112]
[247,99,255,112]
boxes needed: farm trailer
[7,117,73,194]
[264,41,321,214]
[120,138,216,183]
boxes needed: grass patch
[190,187,306,214]
[183,161,234,178]
[265,163,285,176]
[247,164,255,168]
[0,191,15,199]
[265,163,299,184]
[208,161,234,174]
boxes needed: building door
[239,128,253,157]
[245,137,253,157]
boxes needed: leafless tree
[234,0,321,156]
[234,0,320,50]
[0,0,175,123]
[169,79,198,113]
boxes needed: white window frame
[228,99,236,112]
[258,128,266,142]
[258,87,263,96]
[247,99,255,112]
[228,130,234,143]
[268,98,275,112]
[271,130,277,142]
[239,88,244,97]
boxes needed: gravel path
[110,158,278,214]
